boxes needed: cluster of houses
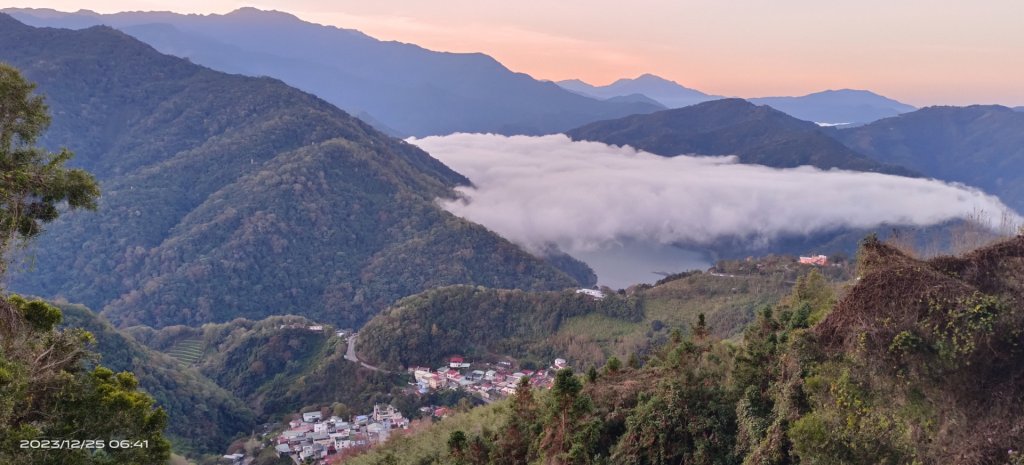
[272,404,409,463]
[410,356,569,401]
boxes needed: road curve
[344,334,390,373]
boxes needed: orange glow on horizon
[5,0,1024,107]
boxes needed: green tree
[603,356,622,374]
[494,376,538,465]
[1,297,171,465]
[447,430,468,464]
[0,64,99,272]
[0,65,167,465]
[539,369,594,463]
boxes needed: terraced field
[166,338,205,366]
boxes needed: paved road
[344,334,390,373]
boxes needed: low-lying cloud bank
[410,133,1020,253]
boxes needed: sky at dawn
[7,0,1024,106]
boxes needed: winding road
[344,334,390,373]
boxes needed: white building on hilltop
[575,288,606,299]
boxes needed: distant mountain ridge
[833,104,1024,211]
[558,74,717,108]
[557,74,917,124]
[748,89,917,125]
[3,7,662,137]
[566,98,915,175]
[0,15,582,329]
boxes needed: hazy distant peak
[748,88,915,125]
[609,73,703,91]
[620,73,678,85]
[557,73,716,109]
[558,78,594,86]
[224,7,301,22]
[2,7,93,18]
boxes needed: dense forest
[349,235,1024,465]
[0,15,584,330]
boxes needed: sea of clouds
[410,133,1020,254]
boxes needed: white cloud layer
[410,133,1020,253]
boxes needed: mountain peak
[557,78,593,86]
[692,97,759,111]
[557,73,714,108]
[633,73,673,83]
[224,7,301,22]
[749,89,915,124]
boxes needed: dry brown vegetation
[815,234,1024,464]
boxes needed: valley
[0,5,1022,465]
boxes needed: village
[240,355,569,464]
[409,355,566,402]
[262,403,409,464]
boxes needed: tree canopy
[0,64,167,464]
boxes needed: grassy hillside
[341,234,1024,465]
[0,15,581,329]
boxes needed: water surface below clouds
[571,241,710,289]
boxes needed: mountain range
[0,15,582,329]
[3,7,662,137]
[557,74,717,108]
[566,98,915,175]
[557,74,917,124]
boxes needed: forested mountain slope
[833,104,1024,211]
[567,99,915,175]
[0,15,581,328]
